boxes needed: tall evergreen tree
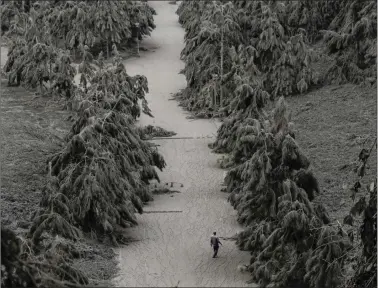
[321,0,377,84]
[225,99,351,288]
[30,45,165,245]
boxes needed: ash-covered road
[113,2,253,287]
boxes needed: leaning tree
[30,46,166,246]
[224,98,351,288]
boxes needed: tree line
[176,1,376,288]
[1,1,170,287]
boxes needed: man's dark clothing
[212,245,219,258]
[210,236,221,258]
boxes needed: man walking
[210,232,222,258]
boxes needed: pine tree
[30,46,166,245]
[232,1,265,40]
[254,4,286,72]
[92,1,130,58]
[177,0,319,120]
[64,2,96,55]
[224,98,351,288]
[45,1,76,48]
[321,0,377,84]
[209,44,269,161]
[3,2,76,94]
[0,0,30,35]
[1,226,88,287]
[126,1,156,40]
[343,138,377,288]
[285,0,342,42]
[2,0,157,58]
[77,44,96,93]
[4,35,75,96]
[245,4,318,97]
[52,50,76,99]
[266,33,318,97]
[177,0,241,115]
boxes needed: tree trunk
[211,87,215,108]
[136,36,140,57]
[220,5,224,108]
[106,38,109,59]
[25,0,31,13]
[49,56,52,89]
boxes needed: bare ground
[286,84,377,222]
[0,81,69,229]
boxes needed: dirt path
[112,2,252,287]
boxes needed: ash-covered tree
[77,44,96,94]
[2,0,157,58]
[3,7,75,96]
[265,33,319,97]
[343,138,377,288]
[253,3,286,71]
[247,3,318,97]
[1,0,34,35]
[126,1,156,41]
[92,1,131,58]
[2,227,41,288]
[62,1,156,57]
[61,2,96,54]
[30,45,165,245]
[42,1,77,48]
[321,0,377,85]
[177,0,319,119]
[209,44,269,162]
[177,0,210,38]
[224,98,351,288]
[1,1,19,35]
[1,1,36,40]
[4,38,75,95]
[1,226,88,288]
[177,0,242,115]
[284,0,342,42]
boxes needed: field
[287,83,377,222]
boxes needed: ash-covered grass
[0,80,70,229]
[286,83,377,222]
